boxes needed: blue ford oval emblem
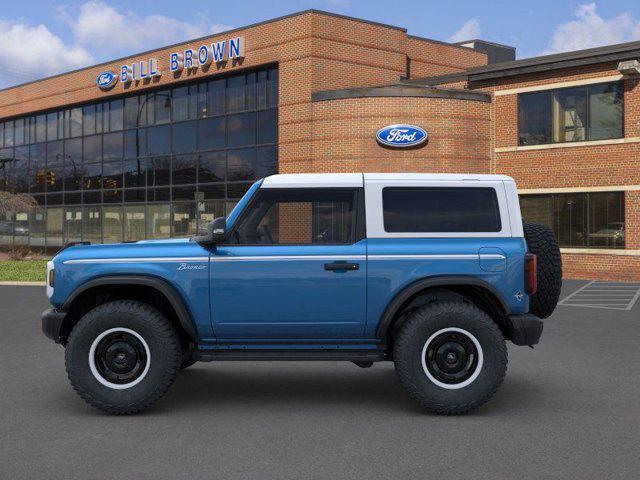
[376,124,428,148]
[96,71,118,90]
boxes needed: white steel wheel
[88,327,151,390]
[421,327,484,390]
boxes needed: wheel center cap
[446,352,458,364]
[114,352,127,365]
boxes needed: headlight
[46,261,54,298]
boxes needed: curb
[0,281,46,286]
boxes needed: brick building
[0,10,638,280]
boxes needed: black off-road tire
[523,222,562,319]
[394,301,507,415]
[65,300,181,414]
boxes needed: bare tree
[0,191,37,216]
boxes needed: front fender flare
[375,275,511,339]
[62,275,197,339]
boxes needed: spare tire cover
[523,222,563,319]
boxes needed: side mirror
[194,216,227,246]
[209,216,227,244]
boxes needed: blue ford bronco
[42,173,562,415]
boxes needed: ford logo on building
[96,71,118,90]
[376,124,428,148]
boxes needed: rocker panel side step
[192,349,387,362]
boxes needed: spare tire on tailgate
[523,222,562,319]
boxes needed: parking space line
[626,287,640,311]
[558,280,595,304]
[558,280,640,311]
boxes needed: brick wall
[308,96,491,174]
[562,253,640,282]
[473,63,640,282]
[406,37,487,79]
[626,190,640,250]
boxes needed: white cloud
[0,20,93,88]
[448,19,481,43]
[543,3,640,54]
[68,1,232,57]
[0,1,235,88]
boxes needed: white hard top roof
[261,173,514,188]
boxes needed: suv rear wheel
[393,301,507,415]
[65,300,181,414]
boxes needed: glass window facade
[0,66,278,250]
[520,192,625,248]
[518,82,623,145]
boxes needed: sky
[1,0,640,88]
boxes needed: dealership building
[0,10,638,281]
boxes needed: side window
[382,187,501,233]
[230,189,357,245]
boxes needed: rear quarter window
[382,187,502,233]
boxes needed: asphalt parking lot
[1,280,639,480]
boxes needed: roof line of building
[406,34,478,53]
[312,84,491,103]
[0,9,412,95]
[400,71,469,86]
[453,39,516,51]
[466,39,640,81]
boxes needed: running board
[192,349,386,362]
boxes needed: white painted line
[626,286,640,311]
[563,302,630,306]
[564,305,629,311]
[0,281,46,286]
[558,280,640,311]
[570,293,636,296]
[558,280,595,305]
[580,287,639,290]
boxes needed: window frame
[517,81,624,146]
[225,187,365,246]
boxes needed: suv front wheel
[65,300,181,414]
[393,301,507,415]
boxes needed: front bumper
[506,314,543,346]
[41,309,68,344]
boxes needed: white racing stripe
[63,254,504,264]
[64,257,209,264]
[212,255,367,262]
[370,254,504,260]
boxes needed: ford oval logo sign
[96,71,118,90]
[376,124,428,148]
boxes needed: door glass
[231,189,356,245]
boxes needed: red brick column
[626,190,640,250]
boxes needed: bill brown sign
[97,36,245,89]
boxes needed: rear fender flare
[375,275,511,339]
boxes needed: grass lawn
[0,260,49,282]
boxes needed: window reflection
[520,192,625,248]
[0,67,277,247]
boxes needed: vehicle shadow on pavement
[149,363,547,417]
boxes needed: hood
[53,237,198,264]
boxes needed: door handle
[324,262,359,271]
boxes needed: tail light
[525,253,537,295]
